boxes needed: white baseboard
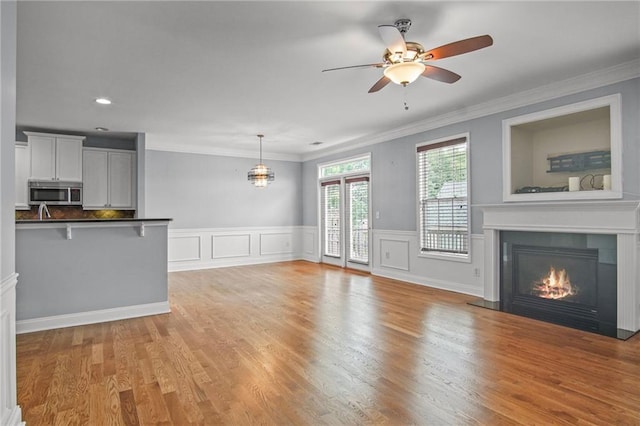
[16,301,170,334]
[2,406,24,426]
[372,267,484,298]
[169,254,303,272]
[301,253,320,263]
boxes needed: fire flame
[532,266,577,299]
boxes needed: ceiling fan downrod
[394,18,412,37]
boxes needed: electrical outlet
[385,252,390,259]
[473,268,481,278]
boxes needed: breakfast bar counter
[15,218,172,333]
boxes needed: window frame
[318,153,371,179]
[416,133,471,263]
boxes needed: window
[319,154,370,178]
[417,135,469,256]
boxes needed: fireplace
[480,201,640,340]
[501,231,617,337]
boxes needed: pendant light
[247,134,275,187]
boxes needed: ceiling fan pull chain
[403,86,409,111]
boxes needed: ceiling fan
[322,19,493,93]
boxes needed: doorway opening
[318,155,371,271]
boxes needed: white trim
[301,226,320,263]
[416,133,470,261]
[2,406,24,426]
[169,254,302,272]
[146,143,300,162]
[23,131,85,141]
[0,273,18,296]
[317,152,371,179]
[16,220,170,231]
[372,230,484,295]
[502,93,622,202]
[168,226,306,271]
[481,201,640,332]
[371,267,483,298]
[16,301,170,334]
[302,60,639,162]
[373,229,416,237]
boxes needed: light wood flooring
[17,261,640,425]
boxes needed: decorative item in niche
[547,150,611,173]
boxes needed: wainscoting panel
[372,230,485,297]
[169,227,306,271]
[168,235,201,262]
[212,234,251,259]
[379,238,410,271]
[0,273,22,426]
[302,226,319,263]
[260,233,293,256]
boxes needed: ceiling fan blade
[368,76,391,93]
[422,35,493,60]
[421,65,461,83]
[378,24,406,55]
[322,63,385,72]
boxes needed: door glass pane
[323,184,341,257]
[347,180,369,263]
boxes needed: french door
[320,175,370,271]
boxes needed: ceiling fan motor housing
[383,41,425,63]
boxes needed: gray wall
[16,224,168,320]
[145,150,303,229]
[303,78,640,234]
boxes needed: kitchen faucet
[38,202,51,221]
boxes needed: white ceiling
[15,1,640,161]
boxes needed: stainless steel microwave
[28,180,83,205]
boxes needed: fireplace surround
[481,201,639,339]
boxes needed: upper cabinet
[83,148,136,210]
[502,94,622,202]
[25,131,84,182]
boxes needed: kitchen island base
[15,219,171,333]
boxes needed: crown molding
[301,59,640,162]
[146,141,302,162]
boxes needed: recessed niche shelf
[502,94,622,202]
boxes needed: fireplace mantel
[481,200,640,333]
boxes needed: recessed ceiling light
[95,98,111,105]
[95,127,109,132]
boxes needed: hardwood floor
[17,261,640,425]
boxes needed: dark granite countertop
[16,218,172,224]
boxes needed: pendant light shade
[248,134,275,187]
[383,61,426,86]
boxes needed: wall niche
[502,94,622,202]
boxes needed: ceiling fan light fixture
[384,62,425,86]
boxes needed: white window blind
[417,137,469,255]
[345,176,369,263]
[321,180,341,257]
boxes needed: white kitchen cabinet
[83,148,136,209]
[15,142,30,209]
[25,132,84,181]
